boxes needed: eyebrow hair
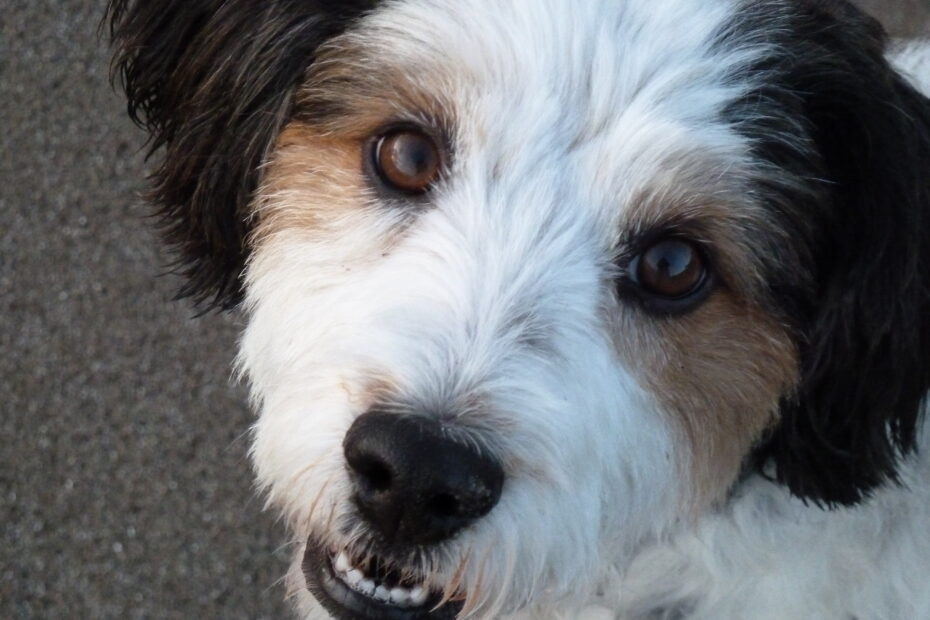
[291,36,459,136]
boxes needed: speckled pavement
[1,2,926,619]
[1,2,289,618]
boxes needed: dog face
[243,2,801,615]
[110,0,930,618]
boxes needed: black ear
[108,0,376,309]
[744,1,930,505]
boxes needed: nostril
[427,492,461,518]
[353,456,393,493]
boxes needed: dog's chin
[302,535,465,620]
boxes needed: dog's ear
[751,2,930,505]
[108,0,376,309]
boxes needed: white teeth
[358,578,376,597]
[345,569,363,587]
[390,588,411,606]
[331,550,432,608]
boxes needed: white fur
[596,38,930,620]
[606,421,930,620]
[237,1,930,618]
[892,39,930,94]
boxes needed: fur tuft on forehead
[107,0,379,309]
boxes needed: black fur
[108,0,377,309]
[722,0,930,505]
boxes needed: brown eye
[373,129,441,194]
[635,238,707,299]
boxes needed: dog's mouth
[303,535,464,620]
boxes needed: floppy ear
[108,0,376,309]
[751,1,930,505]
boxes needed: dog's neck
[506,410,930,620]
[606,413,930,620]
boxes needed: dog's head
[110,0,930,617]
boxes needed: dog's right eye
[634,238,707,299]
[372,128,442,195]
[621,236,714,316]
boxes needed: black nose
[343,411,504,546]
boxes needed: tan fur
[295,37,456,141]
[251,37,455,252]
[608,276,797,514]
[619,149,784,300]
[252,123,369,241]
[608,153,799,511]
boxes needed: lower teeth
[332,551,429,607]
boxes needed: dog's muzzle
[303,410,505,619]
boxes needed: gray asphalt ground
[1,3,289,618]
[1,2,927,619]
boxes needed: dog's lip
[302,535,463,620]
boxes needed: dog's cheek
[247,370,356,530]
[239,117,406,444]
[505,339,686,572]
[611,290,798,511]
[240,251,397,534]
[237,125,415,535]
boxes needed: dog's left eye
[634,238,706,299]
[372,128,442,194]
[624,237,712,314]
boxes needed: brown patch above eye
[251,122,369,241]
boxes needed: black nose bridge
[343,410,505,546]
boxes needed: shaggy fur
[110,0,930,618]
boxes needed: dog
[109,1,930,618]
